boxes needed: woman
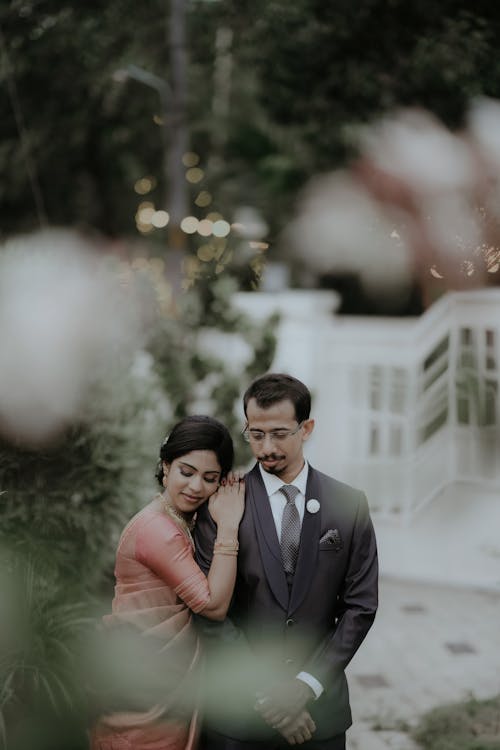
[91,415,244,750]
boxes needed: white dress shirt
[258,462,324,700]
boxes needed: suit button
[286,618,295,627]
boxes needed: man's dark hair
[243,373,311,423]
[155,415,234,486]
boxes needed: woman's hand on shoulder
[208,471,245,529]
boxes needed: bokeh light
[137,203,155,224]
[182,151,200,167]
[180,216,199,234]
[186,167,204,184]
[134,176,156,195]
[195,191,212,207]
[151,210,169,228]
[197,219,213,237]
[197,244,216,261]
[212,220,231,238]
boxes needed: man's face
[245,398,314,484]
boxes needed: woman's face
[163,450,221,515]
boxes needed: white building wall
[233,288,500,590]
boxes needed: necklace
[162,497,195,548]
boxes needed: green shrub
[0,355,167,748]
[0,365,166,595]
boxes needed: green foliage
[0,338,168,747]
[0,551,94,749]
[399,12,494,126]
[0,0,169,236]
[147,273,278,465]
[4,0,500,248]
[412,693,500,750]
[0,364,165,595]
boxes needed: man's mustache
[257,453,285,462]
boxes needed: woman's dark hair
[155,415,234,486]
[243,373,311,423]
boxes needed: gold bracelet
[213,548,238,556]
[214,539,239,550]
[214,537,238,547]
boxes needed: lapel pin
[306,498,320,514]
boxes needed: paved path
[345,576,500,749]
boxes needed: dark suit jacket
[194,463,378,741]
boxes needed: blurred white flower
[467,97,500,170]
[360,108,476,194]
[285,172,412,298]
[0,229,141,444]
[286,102,500,308]
[467,97,500,228]
[420,193,482,260]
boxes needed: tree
[2,1,500,295]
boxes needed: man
[195,373,378,749]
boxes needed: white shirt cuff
[296,671,324,699]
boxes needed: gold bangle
[214,549,238,556]
[214,540,239,551]
[213,548,238,556]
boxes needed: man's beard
[257,453,286,474]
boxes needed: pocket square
[319,528,343,550]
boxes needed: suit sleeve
[305,491,378,690]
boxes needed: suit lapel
[247,465,289,611]
[289,466,322,615]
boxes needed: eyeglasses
[242,422,304,444]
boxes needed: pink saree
[91,497,210,750]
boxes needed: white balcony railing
[234,288,500,524]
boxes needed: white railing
[234,288,500,524]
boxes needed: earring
[162,467,169,487]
